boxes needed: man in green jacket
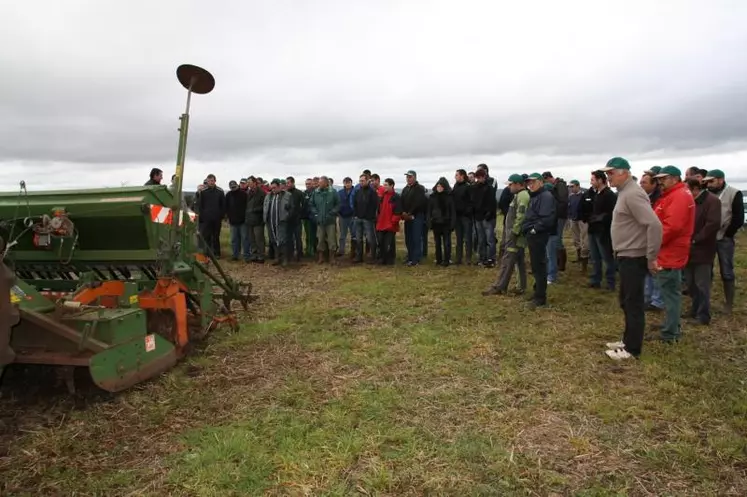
[483,174,530,295]
[310,176,341,263]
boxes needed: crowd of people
[145,157,744,361]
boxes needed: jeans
[617,257,647,356]
[338,216,354,254]
[546,219,566,280]
[589,232,615,289]
[527,232,549,305]
[230,223,250,260]
[475,219,496,263]
[454,216,473,264]
[354,218,377,261]
[686,263,712,324]
[656,269,683,341]
[404,214,425,264]
[432,226,452,264]
[716,237,735,281]
[644,274,664,308]
[286,220,303,259]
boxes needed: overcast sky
[1,0,746,191]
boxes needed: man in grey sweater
[601,157,663,360]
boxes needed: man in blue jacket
[337,177,355,257]
[522,173,557,308]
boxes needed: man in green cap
[310,175,341,264]
[704,169,744,315]
[601,157,662,360]
[521,173,556,308]
[650,166,695,342]
[639,170,664,311]
[483,174,529,296]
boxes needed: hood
[432,177,452,194]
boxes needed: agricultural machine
[0,65,255,393]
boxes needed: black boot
[354,241,364,263]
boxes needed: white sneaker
[605,341,625,350]
[605,348,634,360]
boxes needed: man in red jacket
[652,166,695,342]
[375,178,403,265]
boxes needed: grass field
[1,229,746,496]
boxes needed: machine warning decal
[10,285,26,303]
[145,334,156,352]
[129,295,139,305]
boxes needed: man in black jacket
[225,180,249,261]
[587,170,617,290]
[476,164,498,262]
[245,177,266,263]
[542,171,569,280]
[352,174,380,263]
[470,169,498,267]
[285,176,306,262]
[197,174,226,258]
[452,169,473,265]
[522,173,557,308]
[401,170,428,266]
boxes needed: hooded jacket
[470,180,497,221]
[245,187,266,226]
[689,190,722,265]
[522,188,557,235]
[428,178,456,229]
[376,189,403,232]
[654,181,695,269]
[452,180,472,217]
[225,188,248,225]
[353,184,379,221]
[310,187,340,226]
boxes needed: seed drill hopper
[0,64,255,392]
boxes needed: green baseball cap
[703,169,725,181]
[404,170,417,177]
[279,179,287,185]
[601,156,631,172]
[569,179,580,186]
[270,178,280,185]
[506,173,525,184]
[526,172,543,181]
[644,166,662,175]
[654,165,682,178]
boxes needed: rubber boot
[354,241,364,263]
[317,250,325,264]
[558,248,567,272]
[272,246,282,266]
[724,280,735,316]
[580,257,588,274]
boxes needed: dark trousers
[377,231,397,265]
[247,224,265,260]
[589,232,615,289]
[432,226,452,264]
[686,262,712,324]
[527,232,549,304]
[286,220,303,259]
[454,216,473,264]
[303,219,317,256]
[200,219,222,257]
[493,248,527,292]
[617,256,647,356]
[422,223,429,258]
[404,214,425,264]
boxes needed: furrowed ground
[1,230,746,496]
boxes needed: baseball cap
[229,180,238,188]
[703,169,725,181]
[404,170,417,177]
[644,166,662,176]
[506,173,525,184]
[541,171,553,179]
[654,165,682,178]
[569,179,580,186]
[279,179,287,185]
[526,172,543,181]
[601,157,631,172]
[270,178,280,185]
[240,178,248,183]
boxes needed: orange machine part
[72,281,125,308]
[138,278,189,354]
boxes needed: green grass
[1,230,747,496]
